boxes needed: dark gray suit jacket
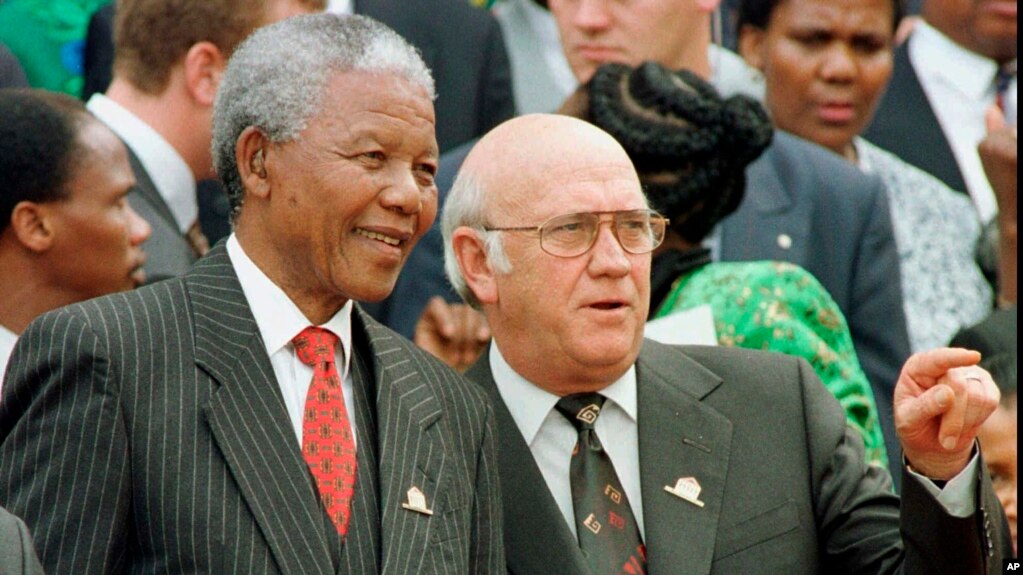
[122,145,197,280]
[0,506,43,575]
[0,244,504,574]
[467,340,1010,574]
[384,131,911,476]
[864,43,967,193]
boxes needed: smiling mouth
[355,228,403,247]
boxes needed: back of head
[113,0,327,95]
[581,61,773,244]
[0,89,92,233]
[212,13,435,220]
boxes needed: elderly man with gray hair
[0,14,503,575]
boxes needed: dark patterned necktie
[555,393,647,575]
[294,327,357,536]
[994,62,1016,115]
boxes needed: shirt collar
[490,342,638,446]
[227,235,353,378]
[910,21,1005,101]
[86,94,198,233]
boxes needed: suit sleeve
[469,401,506,574]
[0,307,131,574]
[801,359,1009,574]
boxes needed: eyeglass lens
[541,210,665,257]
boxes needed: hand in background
[414,296,490,372]
[895,348,1000,480]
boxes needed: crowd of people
[0,0,1016,573]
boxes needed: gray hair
[212,13,435,220]
[441,169,512,309]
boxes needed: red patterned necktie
[293,327,357,536]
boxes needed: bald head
[444,113,653,393]
[444,114,643,305]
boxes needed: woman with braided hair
[567,61,888,468]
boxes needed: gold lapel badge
[401,486,434,516]
[664,477,705,508]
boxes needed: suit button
[777,234,793,249]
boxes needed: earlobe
[236,127,272,199]
[9,201,55,253]
[452,228,499,305]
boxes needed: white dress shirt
[490,343,644,538]
[909,21,1017,223]
[0,324,17,397]
[86,94,198,233]
[227,235,356,447]
[325,0,353,14]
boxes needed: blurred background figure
[736,0,993,353]
[0,505,43,575]
[565,61,888,467]
[0,41,28,88]
[82,0,321,280]
[0,0,107,95]
[976,353,1017,556]
[864,0,1017,224]
[0,89,149,385]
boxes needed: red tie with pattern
[293,327,357,536]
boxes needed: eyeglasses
[484,209,669,258]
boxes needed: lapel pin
[664,477,705,508]
[401,485,434,516]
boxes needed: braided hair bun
[587,61,773,243]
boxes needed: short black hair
[0,89,93,232]
[737,0,906,34]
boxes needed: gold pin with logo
[664,477,705,508]
[401,486,434,516]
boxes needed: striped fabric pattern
[0,245,504,575]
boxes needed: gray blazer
[0,506,43,575]
[467,340,1010,574]
[0,244,504,574]
[124,146,197,280]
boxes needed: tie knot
[996,63,1016,92]
[293,327,339,368]
[555,393,606,431]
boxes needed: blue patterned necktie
[555,393,647,574]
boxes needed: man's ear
[451,227,499,305]
[183,41,226,107]
[236,127,272,200]
[738,25,766,70]
[9,201,56,253]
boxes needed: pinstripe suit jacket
[0,245,504,575]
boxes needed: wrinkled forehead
[492,156,645,223]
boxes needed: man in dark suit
[864,0,1016,223]
[0,15,503,574]
[0,506,43,575]
[402,0,912,478]
[82,0,323,280]
[443,112,1009,574]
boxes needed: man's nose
[587,221,631,277]
[127,204,152,245]
[381,169,424,215]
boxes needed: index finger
[902,348,982,385]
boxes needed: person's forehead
[497,162,644,221]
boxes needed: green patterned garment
[655,260,888,468]
[0,0,110,96]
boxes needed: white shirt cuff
[906,453,979,518]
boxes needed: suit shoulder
[767,131,885,198]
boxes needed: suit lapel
[465,354,590,575]
[124,145,180,230]
[357,312,449,575]
[189,245,335,575]
[720,141,809,265]
[636,341,732,575]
